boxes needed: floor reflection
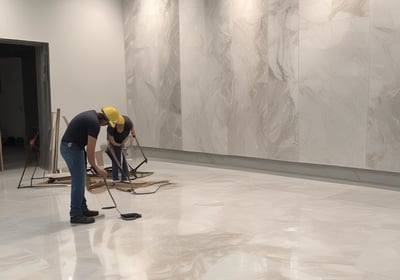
[1,159,400,279]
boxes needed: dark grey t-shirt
[107,115,133,144]
[61,110,100,149]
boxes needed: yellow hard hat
[117,115,125,125]
[101,106,120,127]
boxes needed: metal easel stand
[18,109,67,188]
[17,132,46,188]
[124,135,153,179]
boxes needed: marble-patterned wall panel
[180,0,233,154]
[298,0,369,168]
[228,0,269,157]
[123,0,182,149]
[366,0,400,172]
[180,0,271,157]
[179,0,228,154]
[268,0,299,82]
[299,78,368,167]
[330,0,368,19]
[265,81,299,161]
[266,0,299,161]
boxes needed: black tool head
[121,213,142,220]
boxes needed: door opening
[0,38,52,170]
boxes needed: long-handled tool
[103,135,152,179]
[101,177,142,220]
[106,140,166,195]
[131,136,147,173]
[124,135,148,179]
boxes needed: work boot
[82,210,99,217]
[70,215,95,224]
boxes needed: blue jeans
[60,142,89,217]
[109,145,128,181]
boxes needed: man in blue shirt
[60,106,120,224]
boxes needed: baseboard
[141,147,400,189]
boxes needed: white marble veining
[268,0,298,82]
[228,0,269,158]
[1,159,400,279]
[266,0,299,161]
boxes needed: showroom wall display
[126,0,399,173]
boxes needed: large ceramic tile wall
[123,0,400,173]
[298,0,369,168]
[267,0,299,161]
[367,0,400,172]
[123,0,182,149]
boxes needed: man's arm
[87,135,107,178]
[121,128,136,147]
[108,134,121,146]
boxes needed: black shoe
[82,210,99,217]
[70,215,95,224]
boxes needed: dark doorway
[0,39,52,170]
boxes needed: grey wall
[124,0,400,174]
[0,58,25,140]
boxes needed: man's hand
[96,168,108,179]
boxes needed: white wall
[0,0,127,150]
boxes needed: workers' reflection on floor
[72,225,104,279]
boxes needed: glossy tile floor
[1,153,400,279]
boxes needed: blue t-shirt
[61,110,100,148]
